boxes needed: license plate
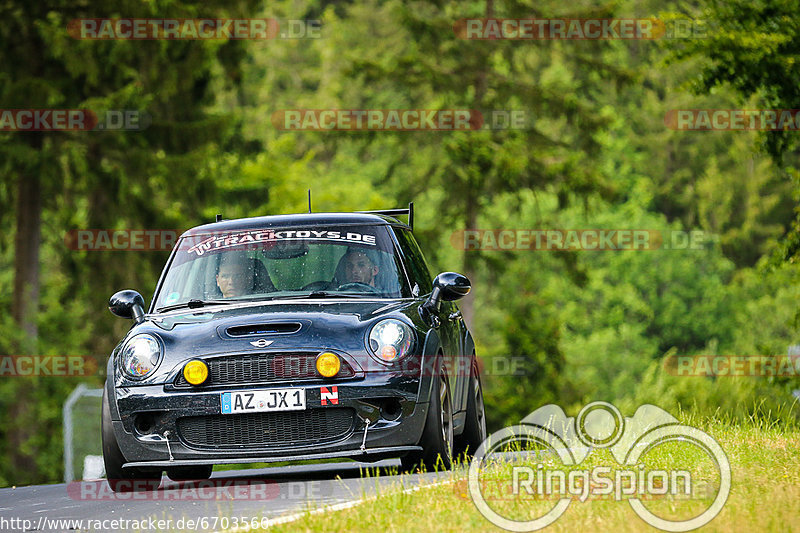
[220,388,306,414]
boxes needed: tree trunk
[461,192,479,331]
[9,136,43,482]
[460,0,493,332]
[13,156,42,346]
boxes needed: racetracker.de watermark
[18,345,526,381]
[452,229,711,251]
[0,109,150,131]
[67,19,321,40]
[271,109,532,131]
[0,355,99,377]
[68,478,324,501]
[666,109,800,131]
[454,18,707,40]
[65,229,180,251]
[665,354,800,377]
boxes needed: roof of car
[181,212,408,238]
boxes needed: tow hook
[163,430,175,462]
[358,416,371,453]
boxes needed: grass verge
[253,415,800,532]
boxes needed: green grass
[250,415,800,532]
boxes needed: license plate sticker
[221,388,306,414]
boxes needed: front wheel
[401,369,453,472]
[102,386,162,492]
[454,358,487,460]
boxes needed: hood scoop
[226,323,302,337]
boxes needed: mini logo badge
[249,339,273,348]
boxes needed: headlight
[119,334,162,380]
[368,319,414,363]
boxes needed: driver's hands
[337,282,380,293]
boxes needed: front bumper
[123,446,424,469]
[111,373,430,468]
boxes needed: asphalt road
[0,460,452,533]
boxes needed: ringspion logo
[468,402,730,531]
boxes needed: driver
[340,249,379,287]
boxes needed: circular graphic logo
[467,403,731,532]
[575,401,624,448]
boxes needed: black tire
[167,465,213,482]
[102,386,162,492]
[454,358,487,461]
[401,366,454,472]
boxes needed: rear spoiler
[216,197,415,230]
[356,202,414,231]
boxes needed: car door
[392,227,466,413]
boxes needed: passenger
[216,254,275,298]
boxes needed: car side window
[393,228,434,296]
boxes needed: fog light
[316,352,341,378]
[183,359,208,385]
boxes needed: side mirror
[423,272,471,312]
[109,290,146,323]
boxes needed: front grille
[177,408,356,449]
[174,352,355,387]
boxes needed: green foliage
[633,362,800,428]
[668,0,800,158]
[664,0,800,262]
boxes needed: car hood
[149,298,416,331]
[114,298,423,385]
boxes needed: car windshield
[153,224,410,310]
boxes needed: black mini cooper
[102,207,487,490]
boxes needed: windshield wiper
[156,299,232,312]
[158,293,377,311]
